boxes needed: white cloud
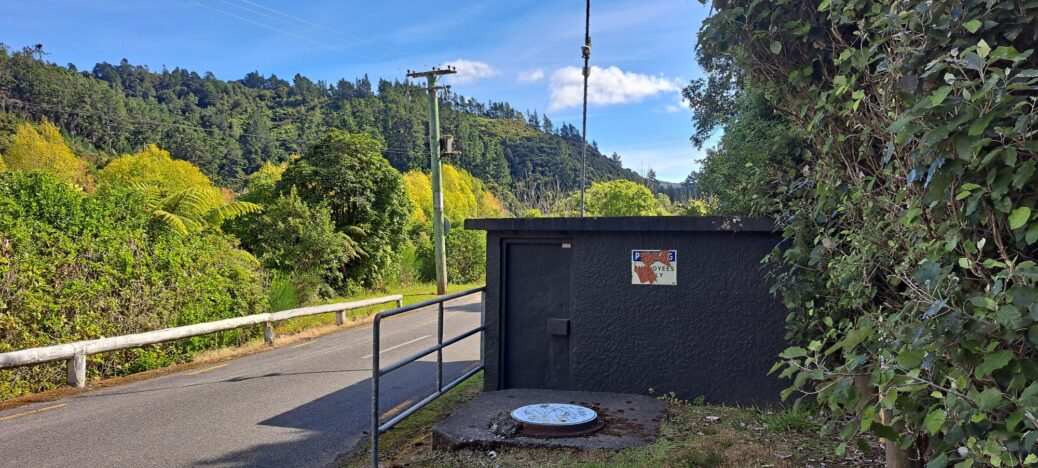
[548,66,680,111]
[518,68,545,83]
[664,94,691,113]
[442,59,499,84]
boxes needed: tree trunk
[854,374,920,468]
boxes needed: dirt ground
[350,378,886,468]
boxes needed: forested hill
[0,45,640,192]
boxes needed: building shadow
[194,359,480,467]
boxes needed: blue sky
[0,0,713,182]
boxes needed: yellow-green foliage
[1,120,94,190]
[243,160,289,202]
[98,144,212,194]
[99,144,259,235]
[554,179,670,217]
[403,164,504,226]
[0,155,6,172]
[677,198,713,216]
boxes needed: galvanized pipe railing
[0,295,404,388]
[371,286,485,468]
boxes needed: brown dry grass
[361,391,886,468]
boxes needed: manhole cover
[510,403,603,437]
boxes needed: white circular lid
[510,403,598,426]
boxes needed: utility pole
[407,66,456,295]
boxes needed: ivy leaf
[779,346,807,358]
[976,387,1003,411]
[770,41,782,54]
[930,86,953,107]
[964,19,982,33]
[975,350,1013,378]
[924,409,947,435]
[977,39,991,59]
[926,453,949,468]
[968,112,996,136]
[869,422,899,441]
[1009,207,1032,229]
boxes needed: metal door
[503,241,572,389]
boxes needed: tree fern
[128,183,262,236]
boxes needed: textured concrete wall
[471,217,788,406]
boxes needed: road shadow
[444,300,482,314]
[194,359,480,467]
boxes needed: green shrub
[277,130,411,292]
[227,188,355,298]
[0,172,266,399]
[416,228,486,284]
[696,0,1038,464]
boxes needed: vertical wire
[579,0,591,217]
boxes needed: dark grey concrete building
[466,216,788,405]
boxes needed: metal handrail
[370,286,485,467]
[0,294,404,388]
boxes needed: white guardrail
[0,295,404,388]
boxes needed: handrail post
[436,302,444,392]
[67,352,86,388]
[480,290,486,367]
[371,315,381,468]
[264,321,275,346]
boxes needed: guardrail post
[371,315,381,468]
[396,298,404,308]
[264,321,275,345]
[67,352,86,388]
[336,310,345,326]
[436,302,444,392]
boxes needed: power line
[187,0,370,59]
[208,0,377,60]
[235,0,393,53]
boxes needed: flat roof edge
[464,216,778,233]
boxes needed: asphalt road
[0,294,483,468]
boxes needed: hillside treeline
[0,44,639,195]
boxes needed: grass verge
[354,387,886,467]
[343,371,485,468]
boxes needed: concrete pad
[432,389,666,451]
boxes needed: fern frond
[162,186,216,220]
[152,209,191,236]
[343,225,367,238]
[127,182,162,210]
[204,201,263,226]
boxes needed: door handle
[547,318,570,336]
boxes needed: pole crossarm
[405,66,457,79]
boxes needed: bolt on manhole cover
[510,403,603,437]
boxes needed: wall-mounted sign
[631,250,677,285]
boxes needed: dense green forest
[688,0,1038,465]
[0,43,640,196]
